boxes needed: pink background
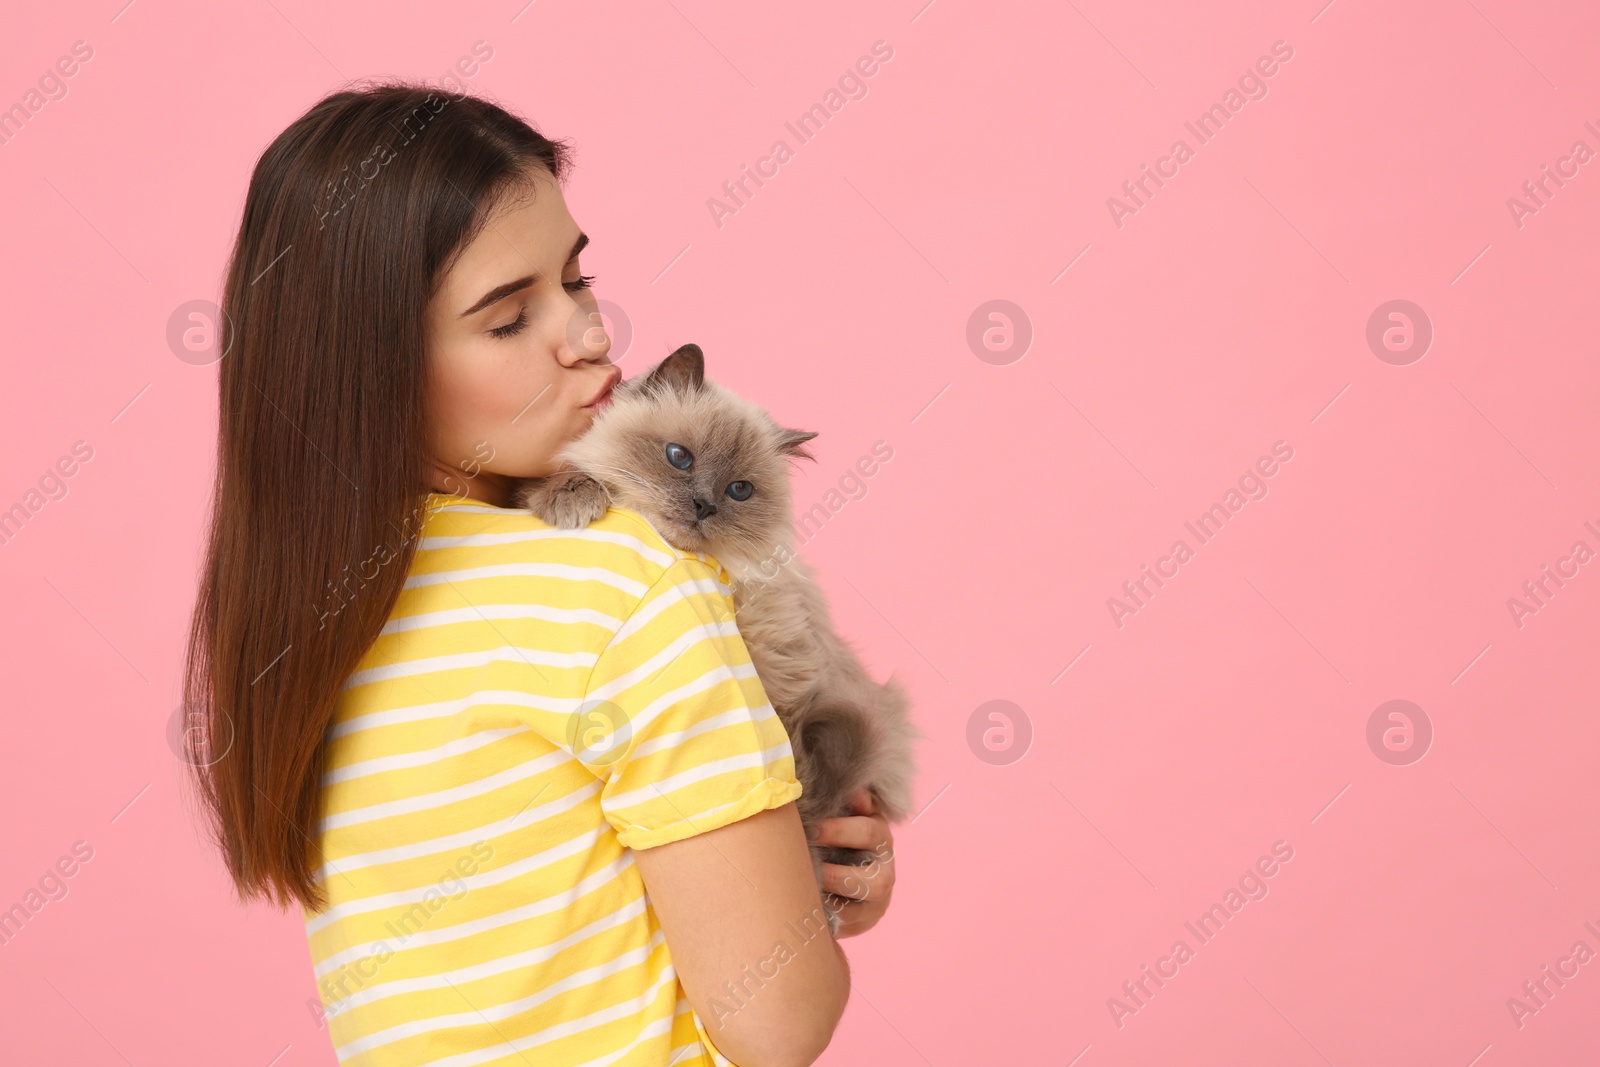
[2,0,1598,1063]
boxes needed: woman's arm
[631,801,851,1067]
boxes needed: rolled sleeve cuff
[616,776,805,851]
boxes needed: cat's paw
[516,471,610,528]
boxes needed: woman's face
[423,168,618,507]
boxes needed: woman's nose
[565,306,613,363]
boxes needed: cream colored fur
[515,345,922,928]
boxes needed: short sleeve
[578,555,803,850]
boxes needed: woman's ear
[777,427,819,461]
[644,343,705,393]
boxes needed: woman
[182,82,897,1067]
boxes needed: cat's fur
[515,344,921,932]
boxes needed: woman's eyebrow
[458,232,590,319]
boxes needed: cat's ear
[644,343,705,393]
[776,427,819,461]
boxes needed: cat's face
[558,344,816,568]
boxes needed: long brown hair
[182,80,572,911]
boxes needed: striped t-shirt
[303,491,804,1067]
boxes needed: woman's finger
[811,813,889,851]
[820,859,893,901]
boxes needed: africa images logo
[1106,40,1296,229]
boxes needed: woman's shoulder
[418,493,732,591]
[595,506,739,590]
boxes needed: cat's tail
[870,675,922,822]
[794,676,921,827]
[791,705,877,829]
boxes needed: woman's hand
[812,787,896,939]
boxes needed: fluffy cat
[515,344,921,932]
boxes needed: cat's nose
[692,496,717,521]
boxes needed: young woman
[182,82,897,1067]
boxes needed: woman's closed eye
[487,275,597,339]
[489,309,527,339]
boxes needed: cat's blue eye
[665,443,694,470]
[726,481,753,501]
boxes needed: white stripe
[403,560,650,597]
[673,556,736,599]
[605,740,793,813]
[667,1041,709,1067]
[667,999,715,1067]
[603,658,764,754]
[317,849,638,981]
[419,526,679,569]
[588,619,744,704]
[376,577,728,661]
[380,601,621,636]
[320,725,529,787]
[305,823,607,935]
[423,500,515,515]
[628,698,780,763]
[315,777,601,881]
[670,782,801,843]
[327,688,581,742]
[318,748,573,832]
[369,942,678,1067]
[333,919,665,1056]
[327,693,465,741]
[408,957,681,1067]
[609,577,732,645]
[343,643,597,691]
[623,509,699,569]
